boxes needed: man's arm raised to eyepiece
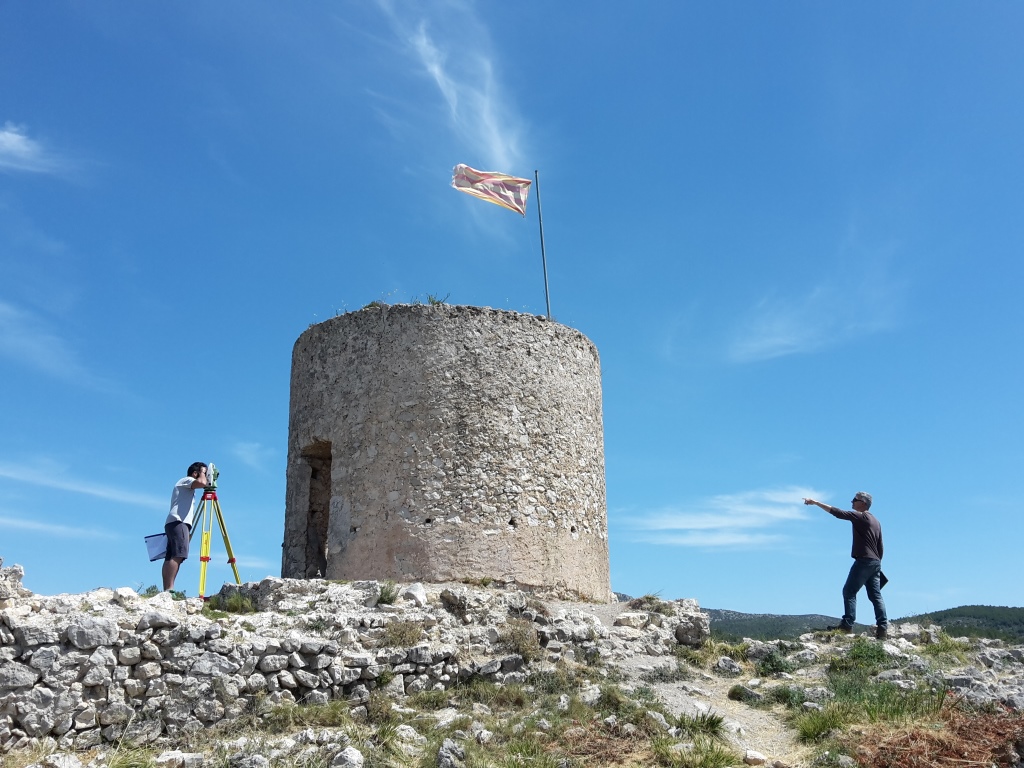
[189,466,209,489]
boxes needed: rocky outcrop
[0,557,31,605]
[0,577,709,752]
[5,574,1024,767]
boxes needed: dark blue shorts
[164,521,190,561]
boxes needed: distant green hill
[704,609,862,641]
[704,605,1024,642]
[897,605,1024,642]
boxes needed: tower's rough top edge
[296,303,598,356]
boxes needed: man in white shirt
[163,462,208,591]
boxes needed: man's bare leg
[162,558,182,591]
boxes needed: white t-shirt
[166,477,198,526]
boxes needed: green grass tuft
[676,710,726,740]
[377,580,400,605]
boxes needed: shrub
[367,690,395,724]
[527,664,582,694]
[628,593,675,615]
[920,632,972,664]
[828,672,947,724]
[676,639,748,668]
[764,685,807,708]
[755,649,795,677]
[497,737,563,768]
[108,748,157,768]
[676,710,726,740]
[407,689,449,710]
[451,676,529,709]
[498,618,542,663]
[381,620,422,648]
[367,720,404,763]
[377,580,400,605]
[262,700,351,732]
[793,703,851,742]
[827,637,889,674]
[859,682,947,723]
[727,684,762,704]
[596,684,636,716]
[652,735,739,768]
[641,662,691,684]
[204,592,255,615]
[303,615,330,633]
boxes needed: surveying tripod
[188,464,241,600]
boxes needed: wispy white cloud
[728,232,904,363]
[728,279,899,363]
[0,459,165,509]
[375,1,526,171]
[0,513,119,539]
[0,300,117,390]
[620,486,818,550]
[0,123,67,175]
[639,531,787,548]
[229,441,275,472]
[232,556,278,571]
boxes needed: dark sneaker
[826,624,853,634]
[876,627,888,640]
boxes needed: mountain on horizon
[704,604,1024,642]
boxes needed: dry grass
[846,705,1024,768]
[498,617,543,662]
[380,619,423,648]
[559,720,649,761]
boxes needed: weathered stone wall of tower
[282,304,610,601]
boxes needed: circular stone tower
[282,304,610,601]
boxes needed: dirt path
[546,599,812,766]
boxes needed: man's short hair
[854,491,872,509]
[187,462,207,478]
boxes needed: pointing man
[804,491,888,639]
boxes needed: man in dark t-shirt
[804,491,888,639]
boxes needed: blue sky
[2,3,1021,617]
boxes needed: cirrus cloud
[0,123,67,175]
[619,486,819,550]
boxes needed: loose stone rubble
[0,572,709,754]
[3,562,1024,767]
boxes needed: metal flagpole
[534,170,552,319]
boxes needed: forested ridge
[706,605,1024,642]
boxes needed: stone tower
[282,304,610,601]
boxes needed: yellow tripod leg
[198,495,213,599]
[213,499,242,584]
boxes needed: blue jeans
[841,558,887,629]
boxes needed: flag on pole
[451,164,532,216]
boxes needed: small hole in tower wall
[509,518,517,527]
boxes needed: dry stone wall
[0,575,712,752]
[283,305,610,600]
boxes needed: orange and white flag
[451,164,532,216]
